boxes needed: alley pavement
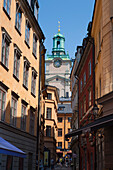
[45,164,72,170]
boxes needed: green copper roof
[46,29,70,61]
[53,32,65,39]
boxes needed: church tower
[45,27,71,98]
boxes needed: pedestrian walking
[51,158,54,170]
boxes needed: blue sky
[38,0,95,59]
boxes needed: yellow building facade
[44,85,59,165]
[92,0,113,169]
[0,0,45,169]
[57,100,72,158]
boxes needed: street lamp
[92,104,99,117]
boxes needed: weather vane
[58,21,60,32]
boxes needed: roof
[53,32,65,39]
[59,97,71,102]
[58,103,72,114]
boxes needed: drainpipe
[36,40,44,170]
[75,76,80,170]
[92,38,96,170]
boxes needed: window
[58,106,64,111]
[84,72,86,86]
[25,20,30,46]
[23,58,30,89]
[47,93,52,100]
[80,79,82,92]
[15,3,22,33]
[13,44,21,79]
[10,97,17,126]
[81,102,82,118]
[88,88,91,107]
[1,27,11,68]
[6,155,13,170]
[99,78,101,97]
[99,31,101,51]
[46,108,52,119]
[83,96,86,114]
[19,158,24,170]
[21,104,26,131]
[3,0,11,16]
[66,92,69,98]
[91,152,93,170]
[88,60,91,77]
[29,108,35,135]
[68,128,70,133]
[34,2,39,20]
[0,88,6,121]
[58,117,62,122]
[28,152,33,170]
[68,142,71,149]
[57,41,60,48]
[85,149,87,170]
[68,117,71,122]
[33,33,37,57]
[58,128,62,137]
[31,68,37,96]
[58,142,62,148]
[46,126,51,137]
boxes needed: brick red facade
[76,38,95,170]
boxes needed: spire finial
[58,21,60,32]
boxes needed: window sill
[13,74,19,82]
[32,52,37,59]
[0,62,9,72]
[31,92,36,98]
[23,84,28,91]
[24,40,30,49]
[15,26,21,36]
[3,7,11,20]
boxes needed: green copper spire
[47,23,70,60]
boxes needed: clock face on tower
[53,58,62,68]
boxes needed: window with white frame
[21,104,26,131]
[31,68,37,95]
[29,108,35,135]
[23,58,30,89]
[10,96,17,126]
[15,3,22,33]
[1,27,11,68]
[3,0,11,16]
[25,20,30,46]
[33,33,37,57]
[46,108,52,119]
[34,2,39,20]
[0,88,6,121]
[13,44,21,79]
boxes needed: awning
[0,137,26,158]
[65,114,113,138]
